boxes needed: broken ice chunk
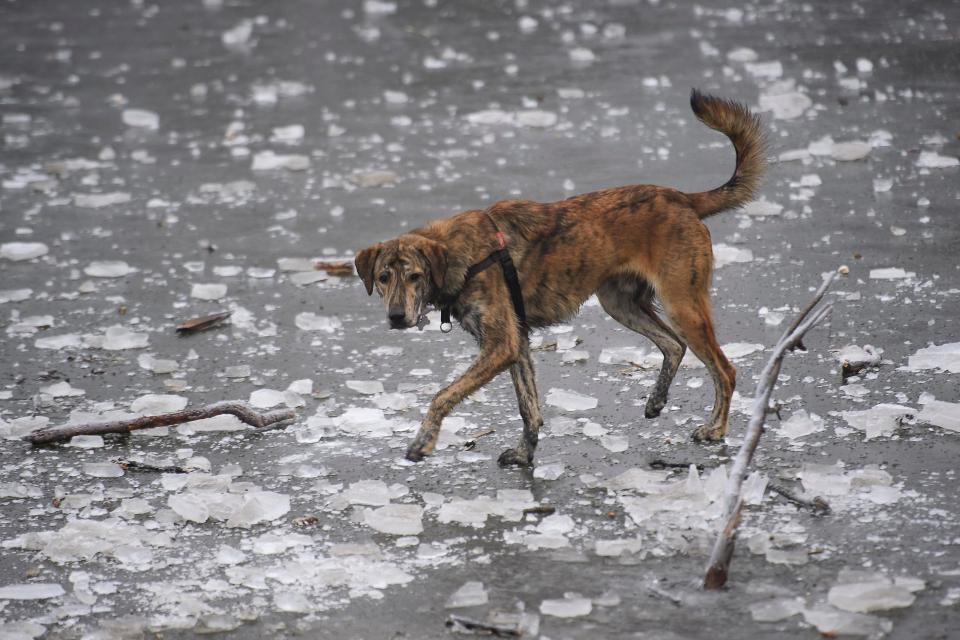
[758,90,811,120]
[346,380,384,395]
[248,389,287,409]
[830,141,872,161]
[828,576,917,612]
[190,283,228,301]
[295,312,342,333]
[841,404,914,440]
[917,395,960,433]
[83,462,124,478]
[137,353,178,374]
[515,110,558,128]
[749,597,804,622]
[741,198,783,217]
[533,460,565,480]
[39,381,85,398]
[131,394,187,415]
[869,267,914,280]
[445,581,489,608]
[907,342,960,373]
[364,504,423,535]
[713,243,753,268]
[122,109,159,130]
[0,242,49,261]
[598,346,659,367]
[84,261,136,278]
[0,583,65,600]
[0,288,32,303]
[776,410,824,440]
[343,480,393,506]
[74,192,132,208]
[594,537,643,557]
[722,342,764,360]
[545,388,597,411]
[349,170,399,187]
[540,595,592,618]
[802,606,892,637]
[916,151,959,168]
[251,150,310,171]
[67,435,104,449]
[274,591,312,613]
[225,491,290,528]
[168,493,210,523]
[600,434,628,453]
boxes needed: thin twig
[463,429,495,450]
[649,459,708,472]
[23,401,296,445]
[768,484,831,515]
[702,271,838,590]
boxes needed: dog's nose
[388,309,406,326]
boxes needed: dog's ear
[417,238,448,291]
[355,243,382,295]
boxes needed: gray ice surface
[1,0,959,639]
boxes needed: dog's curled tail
[687,89,767,219]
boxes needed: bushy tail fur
[687,89,767,219]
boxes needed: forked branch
[23,401,295,445]
[703,271,838,590]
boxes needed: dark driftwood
[23,401,295,445]
[703,271,837,590]
[768,483,831,515]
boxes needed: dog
[355,90,766,466]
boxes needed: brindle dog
[356,90,766,466]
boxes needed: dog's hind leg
[499,340,543,467]
[655,260,736,443]
[598,275,687,419]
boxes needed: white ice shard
[39,381,85,398]
[190,283,228,301]
[723,342,764,359]
[248,389,286,409]
[137,353,178,374]
[841,404,914,440]
[131,394,188,415]
[744,60,783,79]
[221,19,253,47]
[594,537,643,557]
[832,344,882,370]
[515,110,558,128]
[533,461,565,480]
[0,583,65,600]
[346,380,384,395]
[604,467,670,492]
[82,462,124,478]
[343,480,393,506]
[225,491,290,528]
[758,91,811,120]
[0,288,32,303]
[168,493,210,523]
[568,47,595,63]
[741,198,784,217]
[917,395,960,433]
[0,242,48,261]
[713,243,753,268]
[74,192,132,208]
[445,581,489,608]
[916,151,959,168]
[349,169,399,187]
[749,597,804,622]
[84,261,136,278]
[869,267,914,280]
[598,346,659,367]
[333,407,395,436]
[545,388,597,411]
[600,434,629,453]
[251,150,310,171]
[540,596,592,618]
[274,591,312,613]
[830,141,872,161]
[802,606,892,637]
[364,504,423,535]
[295,312,343,333]
[776,410,824,440]
[91,325,148,350]
[907,342,960,373]
[122,109,159,130]
[828,576,916,613]
[271,124,305,143]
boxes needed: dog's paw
[497,447,533,468]
[692,424,725,443]
[644,400,664,419]
[405,445,427,462]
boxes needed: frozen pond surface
[1,0,959,638]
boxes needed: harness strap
[439,217,528,333]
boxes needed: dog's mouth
[388,306,430,331]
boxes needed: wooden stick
[703,271,837,590]
[768,483,831,515]
[23,401,296,445]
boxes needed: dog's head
[355,234,448,329]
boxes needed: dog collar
[438,216,528,333]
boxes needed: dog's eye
[378,273,390,284]
[409,273,422,283]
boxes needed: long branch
[23,401,296,445]
[703,271,837,590]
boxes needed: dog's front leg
[405,340,519,462]
[499,340,542,467]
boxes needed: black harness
[438,216,528,334]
